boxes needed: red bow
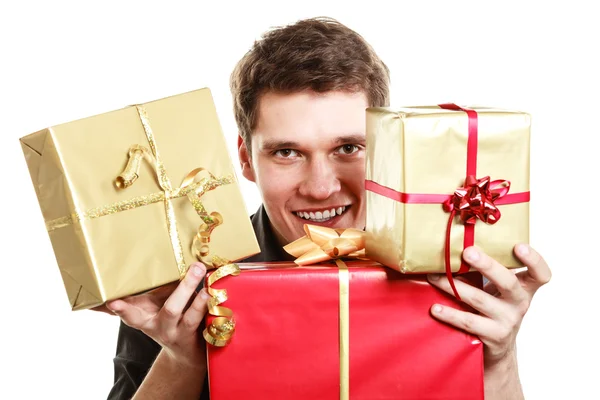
[443,176,510,225]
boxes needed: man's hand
[426,244,551,368]
[106,262,211,370]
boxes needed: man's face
[239,90,368,245]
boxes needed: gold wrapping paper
[20,88,260,310]
[365,106,530,273]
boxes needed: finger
[148,282,179,303]
[159,263,207,325]
[114,282,178,310]
[462,246,528,304]
[483,282,499,297]
[482,269,521,296]
[427,274,509,320]
[180,288,211,331]
[430,303,498,339]
[514,244,552,294]
[106,299,149,329]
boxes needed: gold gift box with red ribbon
[20,88,260,310]
[365,104,531,276]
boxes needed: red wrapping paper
[206,261,484,399]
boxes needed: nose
[297,156,341,200]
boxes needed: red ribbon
[365,104,530,301]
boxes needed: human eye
[273,149,300,158]
[335,144,362,156]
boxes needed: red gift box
[206,261,484,400]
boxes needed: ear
[238,135,256,182]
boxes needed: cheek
[255,163,300,204]
[339,163,365,199]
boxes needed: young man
[106,17,551,400]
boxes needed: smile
[293,205,349,223]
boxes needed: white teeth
[296,212,312,220]
[295,206,349,221]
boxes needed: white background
[1,1,598,398]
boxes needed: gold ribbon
[202,261,241,346]
[284,224,366,400]
[45,105,234,278]
[336,258,350,400]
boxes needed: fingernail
[516,244,529,257]
[192,263,206,277]
[428,274,441,281]
[199,288,211,299]
[432,304,443,314]
[106,302,120,313]
[464,248,480,262]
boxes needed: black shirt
[107,205,287,399]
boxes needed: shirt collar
[241,204,293,262]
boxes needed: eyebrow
[260,134,366,151]
[332,134,366,146]
[260,140,300,151]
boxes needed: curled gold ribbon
[115,145,149,188]
[202,261,241,347]
[283,224,366,265]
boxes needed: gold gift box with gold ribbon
[365,105,531,274]
[20,88,260,310]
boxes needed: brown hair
[231,17,390,151]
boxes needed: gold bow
[283,224,366,265]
